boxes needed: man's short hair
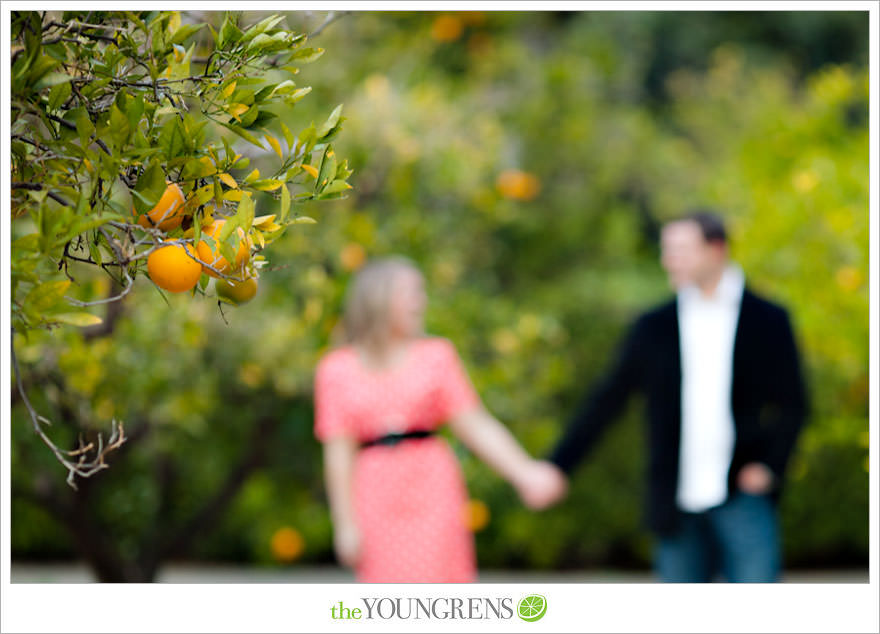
[670,208,727,245]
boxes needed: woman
[314,256,564,582]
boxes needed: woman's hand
[333,520,361,568]
[449,408,568,509]
[323,436,360,568]
[513,459,569,510]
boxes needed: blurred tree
[10,9,350,580]
[11,9,349,483]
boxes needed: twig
[11,326,126,489]
[12,181,73,208]
[309,11,351,38]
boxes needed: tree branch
[309,11,351,38]
[11,326,127,489]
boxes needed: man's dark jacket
[549,287,809,536]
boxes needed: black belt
[360,429,436,449]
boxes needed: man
[535,210,808,582]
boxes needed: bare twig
[11,326,127,489]
[63,227,135,307]
[309,11,351,38]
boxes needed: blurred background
[10,10,869,582]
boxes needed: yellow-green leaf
[52,312,103,327]
[264,133,283,160]
[221,80,237,99]
[279,184,291,223]
[227,103,249,120]
[219,173,239,189]
[250,179,283,191]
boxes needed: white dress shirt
[675,264,745,512]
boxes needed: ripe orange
[270,526,305,563]
[196,219,251,277]
[496,169,541,201]
[216,276,258,304]
[135,183,186,232]
[462,499,490,532]
[339,243,366,272]
[147,243,202,293]
[431,15,463,42]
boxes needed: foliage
[10,9,350,486]
[11,9,350,331]
[10,10,868,575]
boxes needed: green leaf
[320,179,352,196]
[34,71,71,91]
[290,47,324,63]
[133,160,166,213]
[280,122,295,150]
[76,112,94,145]
[249,179,284,191]
[240,105,260,128]
[283,87,312,105]
[56,215,123,248]
[317,104,344,139]
[158,118,187,157]
[220,121,266,149]
[233,192,255,232]
[270,79,296,97]
[28,55,60,85]
[169,22,205,45]
[315,145,337,193]
[126,93,145,130]
[109,104,131,147]
[218,14,242,49]
[47,81,71,111]
[52,312,103,327]
[279,184,291,223]
[298,123,317,155]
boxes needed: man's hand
[514,460,569,510]
[737,462,776,495]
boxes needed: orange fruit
[216,276,258,304]
[339,243,366,272]
[462,499,490,532]
[496,169,541,201]
[195,219,251,278]
[431,14,463,42]
[135,183,186,232]
[270,526,305,563]
[147,243,202,293]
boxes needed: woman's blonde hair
[338,256,423,352]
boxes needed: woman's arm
[323,435,360,567]
[448,407,568,509]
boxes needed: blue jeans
[655,491,781,582]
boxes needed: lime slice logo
[517,594,547,622]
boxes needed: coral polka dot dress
[314,337,481,583]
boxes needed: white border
[2,2,878,633]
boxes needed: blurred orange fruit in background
[496,169,541,201]
[270,526,305,563]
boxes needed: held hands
[333,520,361,568]
[737,462,776,495]
[513,460,569,510]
